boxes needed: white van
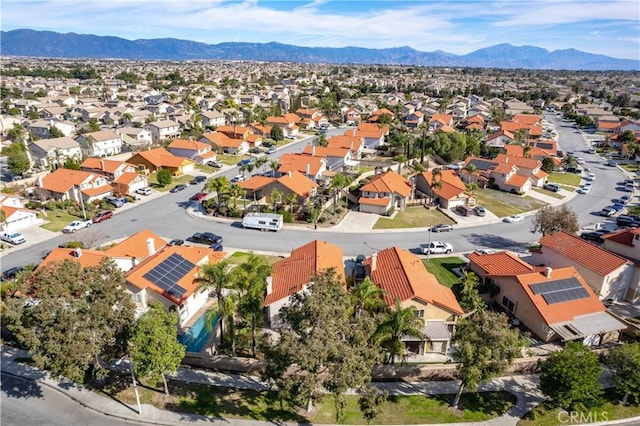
[241,213,283,232]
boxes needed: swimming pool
[178,311,220,353]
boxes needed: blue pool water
[178,312,220,353]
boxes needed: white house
[76,130,123,157]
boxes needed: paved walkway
[2,345,548,426]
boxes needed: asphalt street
[0,114,631,270]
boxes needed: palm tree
[522,145,532,159]
[239,164,249,179]
[350,277,385,318]
[196,259,232,305]
[205,176,230,207]
[374,299,425,364]
[206,292,239,355]
[227,184,244,210]
[269,159,279,177]
[285,192,298,214]
[269,188,282,212]
[429,168,443,205]
[245,162,255,177]
[255,156,268,174]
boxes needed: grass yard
[423,257,467,288]
[227,251,282,266]
[547,172,581,187]
[40,210,86,232]
[148,174,193,192]
[518,389,640,426]
[373,207,454,229]
[195,164,216,174]
[620,163,639,173]
[531,187,565,200]
[103,375,515,425]
[473,189,547,218]
[216,153,252,166]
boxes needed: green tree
[541,157,555,173]
[227,184,245,210]
[197,259,232,306]
[156,168,172,187]
[358,386,389,424]
[6,123,26,143]
[539,341,603,410]
[531,205,579,236]
[374,299,424,365]
[269,159,279,177]
[451,310,525,408]
[130,304,185,395]
[456,272,483,313]
[3,259,135,382]
[269,188,282,212]
[606,342,640,405]
[270,125,284,141]
[63,157,81,170]
[285,192,298,214]
[350,277,385,318]
[205,176,230,207]
[2,142,30,176]
[260,270,380,418]
[210,292,239,355]
[49,125,64,138]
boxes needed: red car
[191,192,208,201]
[92,210,113,223]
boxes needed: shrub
[282,211,294,223]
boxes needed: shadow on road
[464,233,530,252]
[1,372,44,399]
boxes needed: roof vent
[544,267,552,278]
[73,248,82,258]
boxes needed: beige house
[601,228,640,301]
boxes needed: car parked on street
[564,166,582,174]
[135,187,152,196]
[0,231,26,245]
[543,183,560,192]
[265,147,276,154]
[1,266,26,281]
[167,239,184,246]
[503,214,524,223]
[190,232,223,245]
[189,176,207,185]
[206,160,223,168]
[62,219,93,233]
[600,206,616,217]
[474,206,486,216]
[430,224,453,232]
[104,195,123,208]
[170,184,187,193]
[577,184,592,194]
[419,241,453,254]
[580,229,609,243]
[92,210,114,223]
[230,175,246,184]
[190,192,208,201]
[605,160,617,167]
[586,173,596,181]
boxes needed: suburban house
[301,145,357,172]
[415,169,472,209]
[428,114,454,132]
[326,134,365,159]
[25,118,76,139]
[358,171,413,215]
[368,108,395,123]
[125,244,227,327]
[144,120,181,144]
[247,122,273,138]
[342,108,362,125]
[266,115,300,138]
[200,132,249,155]
[366,247,464,354]
[40,247,112,270]
[0,194,40,231]
[346,123,388,149]
[504,143,560,169]
[277,153,328,181]
[468,251,626,345]
[239,171,319,205]
[126,148,195,176]
[601,228,640,301]
[485,130,515,148]
[167,139,215,165]
[80,157,148,195]
[37,168,112,202]
[531,231,636,301]
[264,240,345,328]
[493,154,548,187]
[199,110,226,128]
[118,127,153,149]
[28,137,83,169]
[75,130,123,157]
[404,111,425,129]
[460,156,533,194]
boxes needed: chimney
[37,176,44,187]
[73,248,82,258]
[146,238,155,257]
[288,171,292,178]
[350,141,353,150]
[306,164,310,175]
[312,145,316,156]
[370,253,377,272]
[544,267,552,278]
[100,160,105,171]
[266,276,272,295]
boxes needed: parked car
[206,160,223,168]
[190,192,208,201]
[265,147,276,154]
[503,214,524,223]
[431,224,453,233]
[419,241,453,254]
[564,166,582,174]
[285,135,296,140]
[237,158,255,167]
[577,184,592,194]
[616,215,639,228]
[605,160,617,167]
[170,184,187,193]
[0,231,26,245]
[620,195,632,204]
[210,242,224,251]
[189,175,207,185]
[230,175,246,184]
[104,195,123,208]
[92,210,114,223]
[543,183,560,192]
[580,230,608,243]
[586,173,596,181]
[135,187,152,196]
[190,232,223,245]
[474,248,496,255]
[62,219,93,233]
[474,206,486,216]
[167,239,184,246]
[1,266,26,281]
[611,203,625,212]
[600,206,616,217]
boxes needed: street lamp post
[425,226,433,261]
[74,185,87,220]
[115,356,142,416]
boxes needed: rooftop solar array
[143,253,194,299]
[469,158,497,171]
[530,277,590,305]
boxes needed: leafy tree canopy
[606,342,640,405]
[531,205,579,236]
[156,168,172,187]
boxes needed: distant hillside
[1,29,638,71]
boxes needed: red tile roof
[419,169,467,200]
[40,247,111,269]
[266,240,345,305]
[539,231,629,276]
[105,229,167,260]
[168,138,210,151]
[468,251,536,276]
[366,247,463,315]
[601,227,640,247]
[360,171,412,198]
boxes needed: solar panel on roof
[143,253,195,299]
[530,278,581,295]
[469,158,497,171]
[531,277,590,305]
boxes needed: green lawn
[148,174,193,192]
[473,189,547,218]
[40,210,87,232]
[547,172,581,187]
[195,164,216,174]
[518,389,640,426]
[423,257,467,287]
[531,187,565,200]
[373,207,454,229]
[216,153,249,166]
[106,376,515,425]
[620,163,639,173]
[227,251,282,266]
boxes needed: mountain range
[1,29,638,71]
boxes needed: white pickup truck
[1,231,26,245]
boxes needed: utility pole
[75,185,87,219]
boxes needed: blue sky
[2,0,639,60]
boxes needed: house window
[502,296,515,313]
[414,309,425,318]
